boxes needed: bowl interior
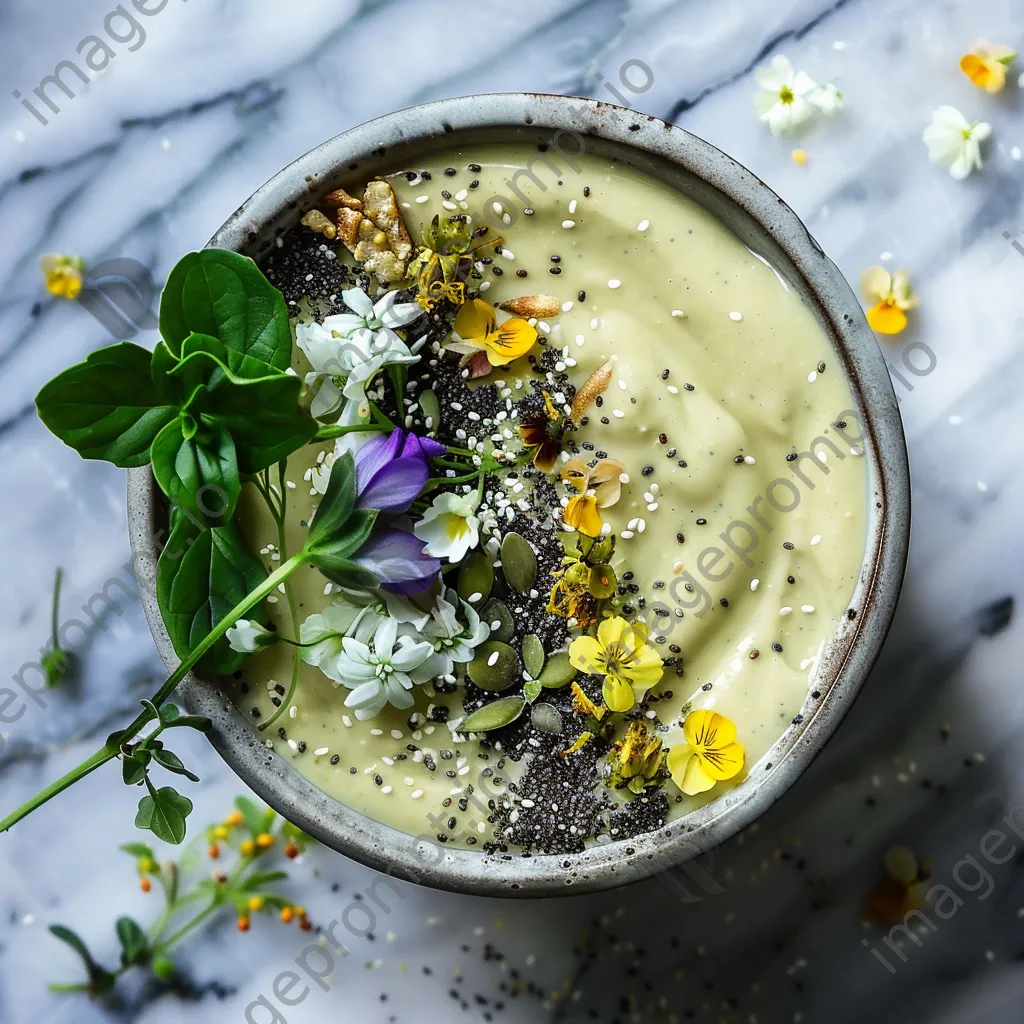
[128,94,909,897]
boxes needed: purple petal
[353,527,440,595]
[354,429,405,493]
[355,456,428,513]
[400,433,446,461]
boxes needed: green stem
[50,567,63,646]
[152,903,218,954]
[426,470,483,488]
[0,553,309,836]
[313,422,383,442]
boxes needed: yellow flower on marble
[959,41,1016,93]
[667,709,745,795]
[863,845,933,924]
[568,615,663,713]
[450,298,536,366]
[40,253,85,300]
[859,266,919,335]
[560,456,625,537]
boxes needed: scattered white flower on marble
[754,56,842,135]
[922,106,991,180]
[225,619,275,653]
[295,286,424,418]
[413,491,481,561]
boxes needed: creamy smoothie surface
[234,144,868,853]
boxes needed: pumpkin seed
[457,552,494,606]
[500,532,537,594]
[538,650,577,688]
[531,703,563,734]
[467,641,521,691]
[523,679,542,704]
[588,562,617,599]
[521,633,545,678]
[482,598,513,643]
[462,696,526,732]
[419,389,441,432]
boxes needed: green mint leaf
[35,342,178,467]
[115,917,150,967]
[150,416,240,524]
[135,786,192,845]
[156,516,267,676]
[159,250,293,376]
[151,748,200,783]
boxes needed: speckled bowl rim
[128,92,910,897]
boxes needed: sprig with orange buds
[47,796,314,998]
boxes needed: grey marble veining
[1,0,1023,1021]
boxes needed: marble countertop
[2,0,1023,1021]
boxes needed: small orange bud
[140,877,152,893]
[226,810,244,827]
[237,916,250,933]
[293,906,306,918]
[239,839,255,857]
[255,833,274,849]
[284,842,300,859]
[248,895,265,912]
[299,916,313,932]
[208,844,220,859]
[280,907,294,924]
[213,825,229,840]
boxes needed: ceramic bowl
[128,93,910,897]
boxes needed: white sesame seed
[370,728,383,736]
[750,578,760,591]
[487,651,499,667]
[479,280,491,292]
[612,409,625,418]
[502,213,512,225]
[608,279,622,289]
[415,195,429,204]
[666,385,679,394]
[671,309,686,317]
[501,249,515,261]
[637,219,650,231]
[442,200,457,211]
[313,746,329,756]
[454,189,468,201]
[729,311,743,321]
[801,604,816,613]
[637,519,647,533]
[289,706,297,719]
[568,199,577,213]
[621,529,635,539]
[492,201,504,214]
[562,219,576,229]
[562,301,574,312]
[744,455,756,465]
[381,785,392,794]
[590,317,601,329]
[810,534,821,546]
[780,606,793,616]
[342,715,352,727]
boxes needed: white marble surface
[2,0,1023,1021]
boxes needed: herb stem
[50,567,63,645]
[152,902,218,955]
[313,422,382,442]
[0,553,309,836]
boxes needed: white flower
[225,619,276,653]
[403,588,491,683]
[299,601,368,683]
[333,617,434,720]
[413,491,481,561]
[923,106,991,180]
[809,82,843,115]
[296,286,424,419]
[754,56,819,135]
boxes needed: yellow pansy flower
[560,456,625,537]
[450,298,537,366]
[859,266,919,335]
[667,709,745,795]
[959,41,1016,93]
[40,253,85,300]
[568,615,663,713]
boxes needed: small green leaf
[151,748,200,783]
[119,842,155,860]
[462,696,526,732]
[159,249,293,376]
[305,508,379,586]
[531,703,563,734]
[115,917,150,967]
[49,924,97,969]
[500,533,537,594]
[239,870,289,891]
[538,650,577,688]
[160,704,181,723]
[151,954,175,982]
[468,641,521,691]
[521,633,545,679]
[523,679,542,703]
[306,450,357,549]
[35,342,178,467]
[121,751,150,786]
[457,552,494,606]
[49,924,116,995]
[135,786,193,845]
[233,796,267,836]
[163,714,213,733]
[588,562,617,599]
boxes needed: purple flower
[353,428,445,514]
[353,526,441,595]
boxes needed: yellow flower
[450,298,537,366]
[560,730,594,757]
[568,615,663,713]
[959,41,1016,93]
[248,895,265,912]
[40,253,85,300]
[859,266,919,335]
[863,846,932,924]
[560,456,625,537]
[570,681,606,720]
[519,391,564,472]
[667,710,745,795]
[611,721,665,793]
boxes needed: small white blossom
[403,589,490,683]
[754,55,843,134]
[413,491,481,561]
[225,619,275,653]
[923,106,992,180]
